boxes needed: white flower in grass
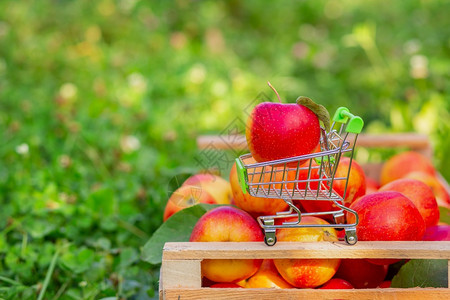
[120,135,141,153]
[15,143,29,155]
[410,55,429,79]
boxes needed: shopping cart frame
[236,107,364,245]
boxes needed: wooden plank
[162,287,450,300]
[161,259,202,289]
[163,241,450,260]
[356,133,431,153]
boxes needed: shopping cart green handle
[333,107,364,134]
[235,158,248,194]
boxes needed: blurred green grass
[0,0,449,298]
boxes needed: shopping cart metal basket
[235,107,364,246]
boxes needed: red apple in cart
[347,191,426,265]
[246,84,321,164]
[301,157,366,218]
[379,178,439,227]
[331,157,366,205]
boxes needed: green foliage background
[0,0,449,298]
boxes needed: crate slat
[162,287,450,300]
[163,241,450,260]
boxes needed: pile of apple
[163,95,450,289]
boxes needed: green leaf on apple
[439,206,450,224]
[141,203,223,265]
[391,259,448,288]
[296,96,331,131]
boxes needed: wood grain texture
[161,259,202,289]
[162,287,450,300]
[163,241,450,260]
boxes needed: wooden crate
[160,241,450,299]
[158,133,450,299]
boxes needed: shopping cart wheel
[264,236,277,246]
[344,229,357,245]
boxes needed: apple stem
[267,81,281,103]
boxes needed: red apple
[365,177,380,195]
[380,151,435,186]
[163,185,216,221]
[347,191,426,265]
[319,278,354,289]
[423,225,450,241]
[190,206,264,283]
[378,281,391,288]
[348,191,426,241]
[379,178,439,227]
[273,216,341,288]
[404,171,450,208]
[183,173,232,205]
[246,101,320,163]
[245,259,294,289]
[335,259,388,289]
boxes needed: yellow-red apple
[332,157,366,205]
[380,151,435,186]
[379,178,439,227]
[230,160,295,217]
[183,173,232,205]
[273,216,341,288]
[163,185,216,221]
[190,206,264,283]
[245,259,294,289]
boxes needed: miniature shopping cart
[235,107,364,246]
